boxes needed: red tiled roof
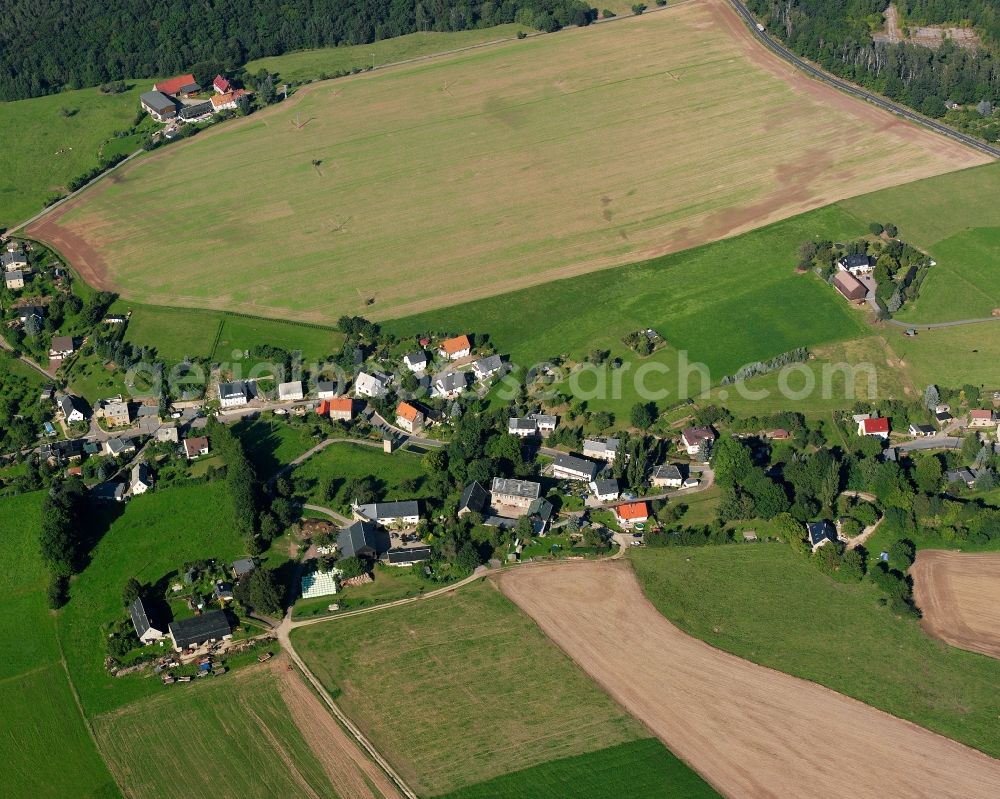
[971,409,994,420]
[396,402,421,422]
[439,335,471,355]
[327,397,353,414]
[213,75,231,92]
[154,74,199,95]
[317,400,330,415]
[863,417,889,434]
[614,501,649,521]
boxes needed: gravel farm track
[499,559,1000,799]
[911,550,1000,661]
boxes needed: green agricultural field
[291,580,651,796]
[211,314,344,367]
[292,441,428,512]
[115,302,225,362]
[92,666,338,799]
[630,544,1000,758]
[37,6,978,324]
[247,24,534,84]
[892,323,1000,389]
[58,482,247,717]
[0,82,148,228]
[436,738,719,799]
[0,492,121,799]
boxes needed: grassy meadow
[630,544,1000,759]
[0,492,121,799]
[291,579,652,796]
[891,322,1000,389]
[0,82,148,228]
[39,6,978,324]
[235,417,320,479]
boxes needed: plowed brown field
[498,560,1000,799]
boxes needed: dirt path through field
[911,550,1000,660]
[275,660,403,799]
[498,560,1000,798]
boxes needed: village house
[130,462,153,495]
[508,417,538,438]
[858,416,890,439]
[129,597,165,644]
[155,427,179,444]
[183,436,210,459]
[552,453,600,482]
[491,477,541,509]
[837,253,873,275]
[58,394,87,423]
[946,468,978,488]
[386,547,433,567]
[212,74,232,94]
[530,413,557,436]
[210,88,248,112]
[1,249,28,270]
[473,354,503,380]
[583,437,619,463]
[969,409,997,428]
[433,371,467,399]
[97,399,131,427]
[833,271,868,303]
[49,335,75,358]
[92,481,126,502]
[17,305,44,325]
[908,423,936,438]
[353,500,421,528]
[458,481,490,516]
[218,380,249,408]
[278,380,304,401]
[354,371,390,398]
[338,520,390,559]
[4,270,23,290]
[650,463,684,488]
[231,558,257,579]
[681,426,716,457]
[614,500,649,528]
[590,478,619,502]
[154,73,201,98]
[806,520,839,551]
[168,609,232,651]
[105,436,136,457]
[395,401,424,433]
[316,380,338,399]
[403,351,428,372]
[438,334,471,361]
[934,409,953,426]
[326,396,354,421]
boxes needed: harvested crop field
[498,560,1000,798]
[912,550,1000,660]
[30,0,986,324]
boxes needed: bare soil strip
[275,660,403,799]
[911,550,1000,660]
[498,560,1000,799]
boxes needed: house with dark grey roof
[219,380,249,407]
[231,558,257,578]
[386,547,432,566]
[168,610,232,650]
[651,464,684,488]
[491,477,540,508]
[458,481,489,517]
[105,436,136,457]
[130,462,152,495]
[508,417,538,437]
[4,269,23,290]
[337,520,390,559]
[589,478,619,502]
[353,500,421,527]
[583,438,619,463]
[432,371,468,399]
[178,100,213,121]
[1,249,27,270]
[946,468,977,488]
[529,413,557,435]
[552,453,600,482]
[58,394,87,423]
[129,597,165,643]
[837,253,873,275]
[317,380,338,398]
[806,521,839,551]
[472,354,503,380]
[92,481,127,502]
[527,497,554,533]
[403,351,428,373]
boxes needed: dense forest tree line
[0,0,595,100]
[749,1,1000,126]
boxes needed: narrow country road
[0,335,56,381]
[886,316,1000,330]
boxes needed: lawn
[892,322,1000,389]
[434,738,719,799]
[57,481,248,717]
[36,5,978,324]
[234,417,320,480]
[115,301,225,362]
[0,82,148,228]
[91,666,338,799]
[210,314,344,367]
[629,544,1000,759]
[293,561,438,617]
[0,492,121,799]
[291,579,649,796]
[246,24,535,84]
[292,441,428,512]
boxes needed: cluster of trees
[713,435,791,521]
[748,1,1000,133]
[206,419,261,551]
[718,347,808,385]
[0,0,597,100]
[0,354,52,452]
[39,477,88,607]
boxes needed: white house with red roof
[969,409,997,428]
[438,335,471,361]
[613,501,649,528]
[681,426,716,456]
[213,75,232,94]
[857,416,890,439]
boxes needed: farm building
[833,271,867,302]
[210,89,249,112]
[213,74,232,93]
[353,500,420,527]
[438,334,471,360]
[168,610,232,650]
[386,547,432,566]
[129,597,165,644]
[154,74,201,97]
[337,520,390,559]
[139,90,177,121]
[178,101,213,121]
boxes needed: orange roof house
[613,501,649,525]
[396,402,421,423]
[438,334,471,360]
[326,396,354,420]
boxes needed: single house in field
[58,394,87,423]
[154,73,201,97]
[301,568,339,599]
[969,409,996,428]
[458,481,489,516]
[473,354,503,380]
[395,401,424,433]
[155,427,179,444]
[326,396,354,421]
[354,371,390,398]
[491,477,541,508]
[129,597,165,644]
[908,424,936,438]
[530,413,557,436]
[806,520,839,551]
[403,351,428,372]
[168,609,232,651]
[4,270,23,290]
[508,417,538,438]
[858,416,890,439]
[583,438,619,463]
[552,453,600,482]
[218,381,249,408]
[316,380,338,399]
[183,436,210,459]
[139,90,177,120]
[386,547,432,566]
[432,371,467,399]
[651,464,684,489]
[614,501,649,527]
[837,253,873,275]
[278,381,304,401]
[337,520,390,559]
[833,271,868,303]
[49,335,75,358]
[130,462,152,495]
[231,558,257,579]
[590,478,620,502]
[93,481,126,502]
[946,468,978,488]
[354,500,421,528]
[212,74,232,94]
[438,334,471,361]
[681,426,716,457]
